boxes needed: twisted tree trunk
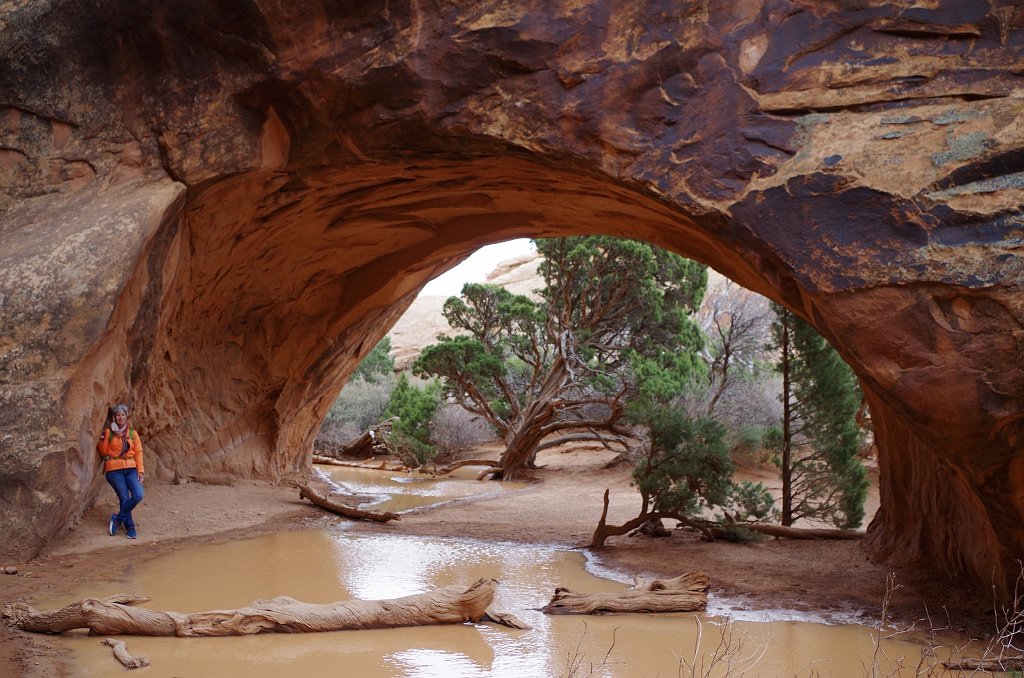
[3,580,497,636]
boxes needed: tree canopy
[413,236,707,479]
[770,304,868,528]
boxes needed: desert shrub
[728,423,772,465]
[714,524,765,543]
[327,374,395,432]
[431,404,496,458]
[629,403,774,524]
[385,374,443,466]
[352,337,395,383]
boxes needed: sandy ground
[0,445,995,677]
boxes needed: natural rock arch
[1,1,1022,595]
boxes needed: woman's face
[114,411,127,426]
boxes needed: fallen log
[3,579,498,636]
[542,572,709,615]
[708,524,864,540]
[101,638,149,669]
[311,455,406,471]
[430,459,501,477]
[943,657,1024,671]
[297,484,400,523]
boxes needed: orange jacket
[97,427,144,474]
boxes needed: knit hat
[112,404,129,416]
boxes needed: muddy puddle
[39,468,977,677]
[316,464,523,513]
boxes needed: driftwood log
[311,454,405,471]
[297,483,400,523]
[101,638,149,669]
[943,657,1024,671]
[3,580,498,636]
[481,611,531,630]
[542,573,709,615]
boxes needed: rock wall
[1,0,1022,594]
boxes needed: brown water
[316,464,523,513]
[40,467,975,677]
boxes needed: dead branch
[481,611,531,629]
[4,579,498,636]
[542,573,709,615]
[709,524,863,540]
[311,455,406,471]
[297,484,400,523]
[943,657,1024,671]
[101,638,149,669]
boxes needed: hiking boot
[126,528,137,539]
[108,514,120,537]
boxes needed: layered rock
[1,0,1022,594]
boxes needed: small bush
[326,374,395,432]
[385,374,443,466]
[729,424,772,465]
[431,404,496,458]
[714,524,765,543]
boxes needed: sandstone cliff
[1,0,1022,596]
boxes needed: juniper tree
[413,236,706,480]
[770,304,868,528]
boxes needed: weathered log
[943,657,1024,671]
[101,638,150,669]
[481,611,531,630]
[430,459,502,477]
[297,484,400,522]
[709,524,864,540]
[337,430,376,457]
[3,579,498,636]
[311,455,406,471]
[542,573,709,615]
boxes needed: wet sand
[0,445,995,677]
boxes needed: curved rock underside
[1,1,1022,594]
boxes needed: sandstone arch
[1,1,1022,596]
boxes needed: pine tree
[770,304,868,528]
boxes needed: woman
[97,403,145,539]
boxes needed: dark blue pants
[105,468,144,530]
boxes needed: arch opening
[1,0,1022,601]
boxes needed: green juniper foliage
[383,373,443,466]
[414,236,707,479]
[770,304,868,528]
[628,403,774,524]
[351,337,395,383]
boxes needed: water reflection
[41,529,962,678]
[38,466,972,677]
[317,464,522,513]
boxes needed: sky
[419,238,536,297]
